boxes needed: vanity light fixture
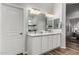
[46,13,54,18]
[28,8,41,15]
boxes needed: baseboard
[23,52,28,55]
[60,47,66,49]
[0,51,18,55]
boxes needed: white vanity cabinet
[27,36,42,55]
[26,33,61,55]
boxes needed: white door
[1,4,24,55]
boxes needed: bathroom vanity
[25,8,62,55]
[26,30,61,55]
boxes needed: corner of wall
[60,3,66,48]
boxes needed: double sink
[27,29,61,36]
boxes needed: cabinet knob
[19,33,23,35]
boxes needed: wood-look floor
[45,37,79,55]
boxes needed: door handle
[19,33,23,35]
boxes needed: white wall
[54,3,62,19]
[0,3,2,52]
[60,3,66,48]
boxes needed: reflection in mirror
[60,22,62,28]
[46,18,62,30]
[54,18,60,29]
[46,17,54,30]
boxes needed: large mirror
[27,8,47,33]
[54,18,60,29]
[46,17,61,30]
[27,8,62,33]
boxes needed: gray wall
[66,3,79,36]
[67,3,79,19]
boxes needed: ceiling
[12,3,61,15]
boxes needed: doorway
[66,3,79,54]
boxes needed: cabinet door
[42,36,48,53]
[26,36,33,54]
[48,35,53,50]
[32,36,42,55]
[56,34,60,47]
[53,34,60,49]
